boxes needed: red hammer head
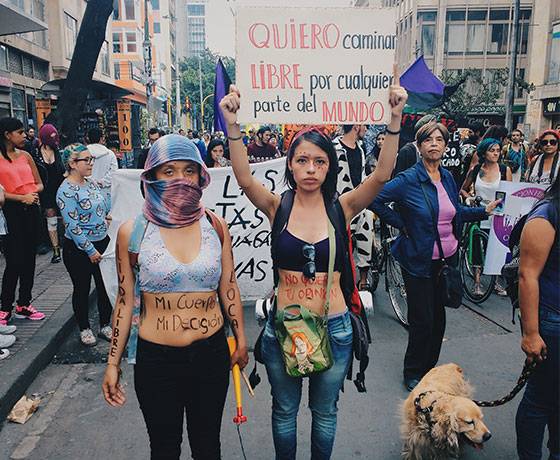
[233,408,247,424]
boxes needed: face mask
[142,177,204,228]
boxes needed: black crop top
[275,228,344,273]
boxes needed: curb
[0,290,96,424]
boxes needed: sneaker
[14,305,45,321]
[98,325,112,342]
[0,310,11,326]
[0,334,15,348]
[0,323,16,334]
[51,247,61,264]
[80,329,97,347]
[494,285,508,297]
[0,349,9,360]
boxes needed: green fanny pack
[274,221,335,378]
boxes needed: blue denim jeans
[261,310,353,460]
[516,306,560,460]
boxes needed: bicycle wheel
[366,245,381,293]
[461,230,495,304]
[385,254,408,327]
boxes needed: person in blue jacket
[370,121,500,391]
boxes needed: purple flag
[213,58,232,135]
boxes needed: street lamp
[201,93,213,131]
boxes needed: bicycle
[459,197,496,304]
[367,220,408,327]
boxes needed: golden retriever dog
[401,364,492,459]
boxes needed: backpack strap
[270,189,295,288]
[499,163,507,181]
[205,209,225,246]
[128,214,149,268]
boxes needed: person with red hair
[526,130,559,185]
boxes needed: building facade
[525,1,560,134]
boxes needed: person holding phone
[460,138,511,295]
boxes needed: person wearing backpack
[516,175,559,460]
[460,138,512,296]
[101,134,248,460]
[220,70,407,460]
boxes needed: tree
[178,49,235,131]
[432,68,509,125]
[56,0,113,145]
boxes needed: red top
[0,154,37,194]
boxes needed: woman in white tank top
[461,138,512,293]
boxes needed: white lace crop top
[137,216,222,293]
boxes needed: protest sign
[236,7,397,125]
[484,182,546,275]
[99,158,287,305]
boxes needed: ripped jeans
[261,310,353,460]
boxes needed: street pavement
[0,282,542,460]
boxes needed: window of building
[152,0,160,10]
[187,4,205,16]
[31,0,44,20]
[467,10,486,21]
[22,54,33,78]
[11,88,26,124]
[64,12,78,59]
[417,11,436,22]
[10,0,24,9]
[445,25,465,54]
[154,22,161,33]
[446,10,465,21]
[100,40,110,75]
[466,24,486,54]
[549,23,560,83]
[489,9,510,21]
[417,10,436,57]
[487,23,509,54]
[124,0,135,20]
[32,59,48,81]
[0,45,7,71]
[113,32,122,53]
[9,49,23,74]
[126,32,137,53]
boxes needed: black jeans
[402,251,459,381]
[62,236,112,330]
[134,329,230,460]
[1,202,40,310]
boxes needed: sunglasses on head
[302,243,316,280]
[540,139,558,147]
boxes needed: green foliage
[429,68,533,125]
[178,49,235,131]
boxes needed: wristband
[385,127,401,135]
[227,134,243,141]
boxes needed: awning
[0,0,47,36]
[41,78,133,99]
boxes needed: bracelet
[227,134,243,141]
[385,127,401,135]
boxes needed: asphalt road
[0,288,541,460]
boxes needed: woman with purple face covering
[38,124,65,263]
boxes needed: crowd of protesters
[0,107,557,459]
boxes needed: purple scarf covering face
[141,134,211,228]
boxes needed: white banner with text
[100,158,287,304]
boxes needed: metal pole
[143,0,152,132]
[198,55,203,132]
[504,0,520,132]
[175,53,181,128]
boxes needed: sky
[206,0,355,57]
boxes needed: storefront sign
[100,159,287,303]
[35,99,51,128]
[235,7,397,124]
[116,100,132,151]
[544,98,560,116]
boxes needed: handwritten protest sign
[236,7,397,125]
[99,159,287,304]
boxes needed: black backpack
[264,189,371,392]
[501,214,527,324]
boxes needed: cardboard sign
[116,100,132,151]
[100,158,287,303]
[236,7,397,125]
[35,99,51,128]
